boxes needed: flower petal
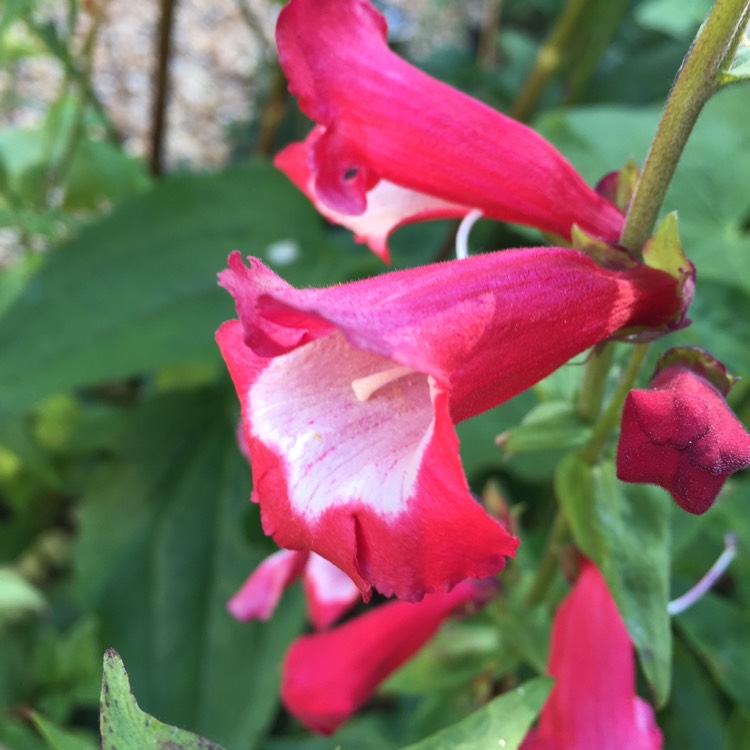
[217,248,680,600]
[227,548,309,622]
[617,360,750,514]
[303,552,362,630]
[216,318,517,602]
[275,130,469,263]
[220,249,682,423]
[281,580,479,734]
[522,562,662,750]
[276,0,624,243]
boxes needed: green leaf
[0,160,377,414]
[399,677,552,750]
[27,711,97,750]
[720,15,750,84]
[635,0,713,39]
[660,639,729,750]
[555,454,672,704]
[74,387,306,748]
[499,402,591,453]
[0,567,46,623]
[677,593,750,710]
[100,649,226,750]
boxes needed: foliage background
[0,0,749,748]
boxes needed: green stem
[620,0,750,252]
[525,510,569,607]
[576,342,615,423]
[581,343,650,464]
[509,0,593,122]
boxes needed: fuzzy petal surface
[275,131,467,263]
[276,0,624,243]
[303,552,362,630]
[227,549,308,621]
[617,365,750,514]
[281,580,478,734]
[522,563,662,750]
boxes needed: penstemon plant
[1,1,749,749]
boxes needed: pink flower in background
[522,562,662,750]
[274,0,624,262]
[216,248,681,602]
[281,579,481,734]
[228,549,361,630]
[617,348,750,514]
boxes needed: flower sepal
[596,158,640,213]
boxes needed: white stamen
[352,365,414,402]
[455,209,483,260]
[668,532,738,616]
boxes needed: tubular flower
[216,248,681,602]
[522,562,662,750]
[617,348,750,514]
[227,549,361,630]
[281,579,480,735]
[274,0,625,262]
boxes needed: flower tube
[274,0,625,261]
[522,562,662,750]
[216,248,681,602]
[281,580,479,734]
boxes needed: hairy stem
[620,0,750,252]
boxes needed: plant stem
[477,0,503,70]
[509,0,593,122]
[620,0,750,252]
[576,342,615,423]
[525,510,569,606]
[149,0,178,177]
[581,343,650,464]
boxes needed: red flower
[216,248,680,602]
[227,549,361,630]
[274,0,624,262]
[281,580,479,734]
[617,348,750,514]
[522,562,662,750]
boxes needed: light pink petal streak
[227,548,309,622]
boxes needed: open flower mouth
[249,331,434,520]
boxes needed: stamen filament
[455,209,483,260]
[352,365,413,402]
[668,532,739,616]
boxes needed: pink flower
[522,562,662,750]
[274,0,625,262]
[281,579,480,734]
[216,248,681,602]
[617,348,750,514]
[228,549,361,630]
